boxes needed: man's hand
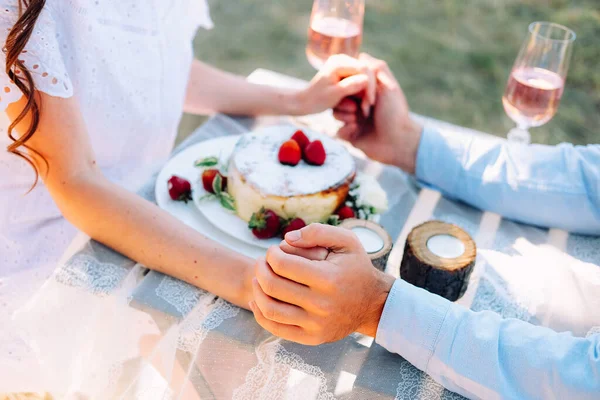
[333,53,423,174]
[295,54,377,117]
[248,224,396,345]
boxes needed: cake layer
[229,163,352,223]
[229,126,355,197]
[227,125,356,223]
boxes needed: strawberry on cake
[227,126,356,225]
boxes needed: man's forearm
[414,128,600,235]
[376,279,600,399]
[183,60,304,116]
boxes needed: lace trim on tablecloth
[155,275,240,352]
[395,358,465,400]
[587,326,600,338]
[232,338,335,400]
[155,275,207,315]
[177,297,240,353]
[54,253,129,295]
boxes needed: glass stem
[507,125,531,144]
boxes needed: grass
[179,0,599,146]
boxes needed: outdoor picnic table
[10,69,600,399]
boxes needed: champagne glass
[306,0,365,70]
[503,22,576,144]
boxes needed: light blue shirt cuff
[375,279,451,372]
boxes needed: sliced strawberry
[303,140,326,166]
[168,175,192,203]
[202,169,226,193]
[291,130,310,151]
[278,139,302,166]
[336,205,355,220]
[249,208,281,239]
[281,218,306,237]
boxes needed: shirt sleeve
[376,279,600,399]
[415,127,600,235]
[0,2,73,111]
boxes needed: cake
[228,126,356,224]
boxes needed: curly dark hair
[4,0,48,188]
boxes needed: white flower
[354,173,389,213]
[358,209,366,220]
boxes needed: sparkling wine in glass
[502,22,575,144]
[306,0,365,70]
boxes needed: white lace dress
[0,0,212,322]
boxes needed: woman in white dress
[0,0,375,311]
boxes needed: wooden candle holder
[400,220,476,301]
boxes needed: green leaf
[326,215,340,226]
[212,174,223,195]
[194,156,219,167]
[280,216,291,229]
[219,193,236,211]
[249,207,266,230]
[198,193,216,202]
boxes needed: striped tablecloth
[6,70,599,400]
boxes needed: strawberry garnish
[303,140,326,166]
[336,205,355,220]
[168,175,192,203]
[278,139,302,166]
[249,208,281,239]
[281,218,306,237]
[291,130,310,151]
[202,169,227,194]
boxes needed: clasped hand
[249,223,395,345]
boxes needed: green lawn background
[179,0,599,146]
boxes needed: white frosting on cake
[230,126,355,197]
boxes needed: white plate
[155,135,268,259]
[191,137,281,249]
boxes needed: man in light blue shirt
[247,54,600,399]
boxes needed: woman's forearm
[183,60,305,116]
[6,92,253,308]
[49,171,254,308]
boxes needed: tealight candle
[340,219,393,272]
[426,234,465,259]
[352,226,384,254]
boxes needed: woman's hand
[294,54,377,117]
[333,53,423,174]
[184,57,374,118]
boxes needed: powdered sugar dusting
[231,126,355,196]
